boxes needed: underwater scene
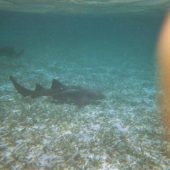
[0,1,170,169]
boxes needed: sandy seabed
[0,51,170,169]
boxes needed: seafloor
[0,12,170,169]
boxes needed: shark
[10,76,105,106]
[0,47,24,58]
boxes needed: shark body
[0,47,24,58]
[10,76,104,106]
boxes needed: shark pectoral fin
[51,79,65,90]
[10,76,34,97]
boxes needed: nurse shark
[0,47,24,58]
[10,76,105,106]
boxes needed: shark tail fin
[10,76,34,97]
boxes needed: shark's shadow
[10,76,105,106]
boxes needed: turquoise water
[0,11,169,169]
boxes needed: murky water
[0,9,169,169]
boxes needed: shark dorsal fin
[51,79,64,90]
[35,84,44,91]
